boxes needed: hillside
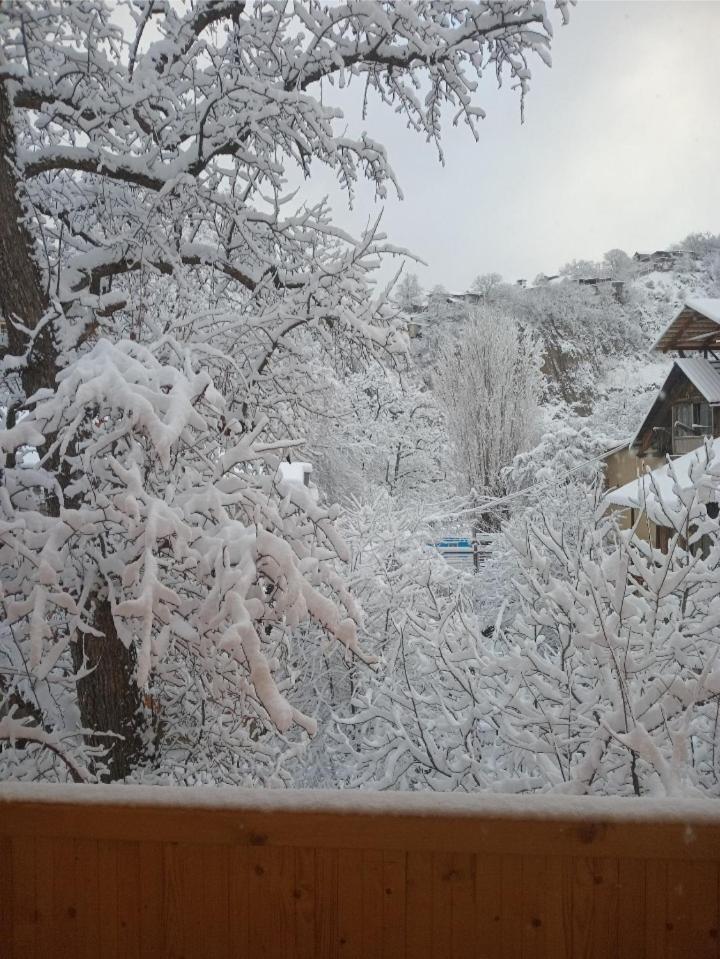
[404,236,720,451]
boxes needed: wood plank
[543,856,572,959]
[645,859,668,959]
[168,844,206,958]
[162,843,184,959]
[406,849,434,959]
[228,845,250,959]
[202,842,230,959]
[432,851,480,959]
[52,836,81,958]
[34,836,55,959]
[138,841,164,959]
[315,847,339,959]
[337,848,364,959]
[689,860,719,959]
[382,849,406,959]
[97,839,118,959]
[500,856,523,959]
[361,848,384,959]
[294,847,316,959]
[431,851,454,959]
[115,841,141,959]
[246,845,294,958]
[72,839,100,959]
[589,858,619,959]
[10,837,34,959]
[569,857,593,959]
[617,856,647,959]
[520,856,546,959]
[571,857,619,959]
[449,852,476,959]
[0,838,14,959]
[666,859,719,959]
[475,853,502,959]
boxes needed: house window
[672,400,712,454]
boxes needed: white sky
[295,1,720,292]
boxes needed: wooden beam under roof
[654,303,720,353]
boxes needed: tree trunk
[0,83,55,407]
[1,81,147,781]
[71,600,146,781]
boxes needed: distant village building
[632,249,700,273]
[575,276,626,301]
[604,298,720,549]
[447,291,484,306]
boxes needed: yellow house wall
[603,446,665,543]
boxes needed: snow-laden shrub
[486,444,720,796]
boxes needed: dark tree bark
[70,601,146,781]
[0,82,55,406]
[1,81,147,781]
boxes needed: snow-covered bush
[486,443,720,796]
[334,446,720,797]
[328,491,488,791]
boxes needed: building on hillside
[603,298,720,549]
[576,276,626,301]
[632,249,701,273]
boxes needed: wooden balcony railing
[1,783,720,958]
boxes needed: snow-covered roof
[653,298,720,353]
[686,297,720,325]
[605,438,720,527]
[675,357,720,403]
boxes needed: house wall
[604,446,665,544]
[635,371,717,458]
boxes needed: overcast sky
[298,1,720,293]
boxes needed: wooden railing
[1,783,720,958]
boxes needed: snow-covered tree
[558,257,602,279]
[603,248,634,279]
[308,362,447,506]
[0,0,567,781]
[470,272,504,298]
[434,308,544,502]
[394,273,423,313]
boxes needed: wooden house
[603,298,720,547]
